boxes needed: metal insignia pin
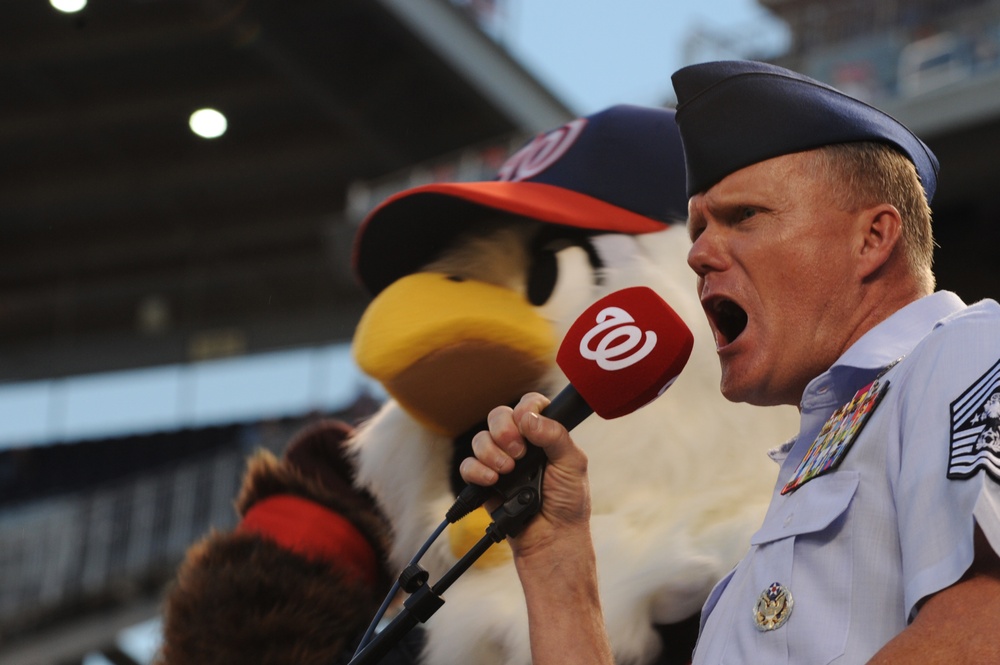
[753,582,794,631]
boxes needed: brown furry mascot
[156,420,399,664]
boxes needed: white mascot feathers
[348,105,798,665]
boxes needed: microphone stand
[347,458,545,665]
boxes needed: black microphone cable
[351,518,449,657]
[348,479,544,665]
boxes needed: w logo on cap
[496,118,587,182]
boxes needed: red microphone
[446,286,693,523]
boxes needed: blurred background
[2,0,999,662]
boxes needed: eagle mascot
[156,105,798,665]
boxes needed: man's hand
[459,392,614,665]
[460,392,591,555]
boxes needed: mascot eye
[528,236,603,325]
[526,249,558,306]
[527,233,604,307]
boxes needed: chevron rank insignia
[948,358,1000,481]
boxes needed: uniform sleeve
[892,302,1000,620]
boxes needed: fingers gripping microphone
[446,286,694,524]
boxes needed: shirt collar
[832,291,966,375]
[798,291,966,421]
[775,292,967,468]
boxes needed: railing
[0,447,244,640]
[775,1,1000,103]
[681,1,1000,105]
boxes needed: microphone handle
[446,387,592,523]
[541,384,594,432]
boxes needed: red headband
[239,494,378,589]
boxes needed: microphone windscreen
[556,286,693,419]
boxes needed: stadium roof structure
[0,0,573,384]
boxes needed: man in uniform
[460,60,1000,663]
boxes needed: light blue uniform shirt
[693,292,1000,664]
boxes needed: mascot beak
[352,271,557,436]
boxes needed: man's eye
[739,207,757,221]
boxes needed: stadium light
[189,108,228,139]
[50,0,87,13]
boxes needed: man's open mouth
[710,298,748,346]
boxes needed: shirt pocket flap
[750,471,860,545]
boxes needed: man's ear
[856,204,903,280]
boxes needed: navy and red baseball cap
[671,60,940,202]
[352,104,689,296]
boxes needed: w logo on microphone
[557,286,692,420]
[579,306,657,371]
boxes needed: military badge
[948,357,1000,481]
[753,582,793,631]
[782,378,889,494]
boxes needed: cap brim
[353,181,668,295]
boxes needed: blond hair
[817,142,935,292]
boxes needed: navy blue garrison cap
[671,60,940,202]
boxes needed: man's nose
[687,223,726,278]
